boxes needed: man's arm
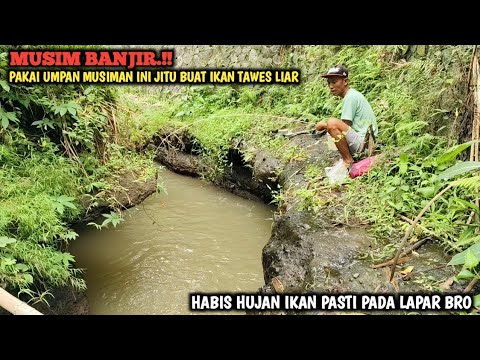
[341,93,356,128]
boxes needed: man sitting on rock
[315,65,378,171]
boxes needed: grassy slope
[0,46,157,301]
[116,46,480,294]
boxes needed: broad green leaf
[0,80,10,92]
[1,258,16,266]
[387,201,402,211]
[438,161,480,181]
[18,98,30,108]
[0,236,16,247]
[62,201,77,210]
[399,153,408,163]
[464,249,479,270]
[418,186,435,198]
[474,294,480,308]
[436,141,476,164]
[1,116,9,129]
[52,195,77,212]
[55,203,65,214]
[391,176,401,186]
[5,112,18,123]
[455,269,475,280]
[111,217,124,227]
[14,264,29,271]
[23,274,33,284]
[385,186,396,194]
[448,243,480,266]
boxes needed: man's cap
[321,65,348,78]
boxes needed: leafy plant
[88,211,125,230]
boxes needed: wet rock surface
[260,133,459,299]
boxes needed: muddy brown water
[70,167,274,314]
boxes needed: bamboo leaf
[438,161,480,180]
[1,116,8,129]
[0,80,10,92]
[436,141,476,164]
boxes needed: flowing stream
[70,166,274,314]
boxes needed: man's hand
[315,121,327,131]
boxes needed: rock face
[263,210,371,292]
[221,148,279,203]
[258,133,459,298]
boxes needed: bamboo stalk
[470,52,479,161]
[463,278,479,294]
[0,288,43,315]
[372,237,430,269]
[397,214,437,237]
[372,256,410,269]
[473,53,480,225]
[466,46,477,91]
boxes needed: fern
[452,175,480,191]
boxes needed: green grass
[3,45,474,300]
[115,46,479,274]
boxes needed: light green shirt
[341,88,378,138]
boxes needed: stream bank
[35,123,461,315]
[29,170,158,315]
[151,124,462,313]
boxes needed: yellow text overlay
[8,69,300,85]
